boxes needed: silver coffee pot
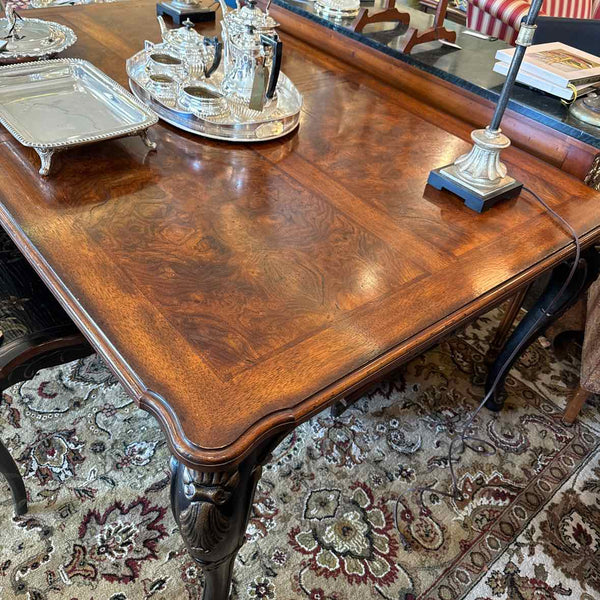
[220,23,281,114]
[217,0,281,114]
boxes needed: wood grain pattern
[0,0,599,470]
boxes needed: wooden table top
[0,0,598,469]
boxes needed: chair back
[543,0,594,18]
[534,15,600,54]
[467,0,599,44]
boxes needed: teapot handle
[203,36,223,78]
[260,34,282,100]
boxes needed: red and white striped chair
[467,0,600,44]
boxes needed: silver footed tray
[0,58,158,175]
[126,47,302,142]
[0,16,76,63]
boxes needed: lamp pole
[490,0,545,131]
[428,0,545,212]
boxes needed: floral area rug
[0,305,599,600]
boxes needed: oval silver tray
[0,17,76,63]
[126,49,302,142]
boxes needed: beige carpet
[0,305,598,600]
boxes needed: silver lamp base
[314,0,360,20]
[156,0,218,24]
[427,127,522,212]
[570,92,600,128]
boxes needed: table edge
[1,198,596,470]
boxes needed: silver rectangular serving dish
[0,58,158,175]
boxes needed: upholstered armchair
[562,279,600,424]
[467,0,600,43]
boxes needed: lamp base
[156,1,218,24]
[569,93,600,128]
[427,167,522,213]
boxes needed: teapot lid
[163,18,205,52]
[230,0,278,31]
[230,23,263,51]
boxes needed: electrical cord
[394,185,583,527]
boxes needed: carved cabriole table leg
[584,153,600,190]
[170,438,284,600]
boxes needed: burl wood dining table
[1,1,599,598]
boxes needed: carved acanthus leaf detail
[585,154,600,191]
[178,468,241,554]
[180,501,231,554]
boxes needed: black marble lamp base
[156,1,218,24]
[427,167,523,213]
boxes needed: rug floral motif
[0,305,598,600]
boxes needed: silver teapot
[157,16,221,77]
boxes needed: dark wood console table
[0,2,599,598]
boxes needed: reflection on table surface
[274,0,600,148]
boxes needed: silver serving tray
[0,58,158,175]
[0,17,76,62]
[126,48,302,142]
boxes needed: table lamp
[157,0,218,25]
[427,0,544,213]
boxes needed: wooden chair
[0,228,92,516]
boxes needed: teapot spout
[157,14,168,39]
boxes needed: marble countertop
[275,0,600,149]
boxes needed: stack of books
[493,42,600,101]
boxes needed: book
[493,60,600,101]
[495,42,600,88]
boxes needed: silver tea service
[126,5,303,142]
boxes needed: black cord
[394,185,582,526]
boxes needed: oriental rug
[0,305,598,600]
